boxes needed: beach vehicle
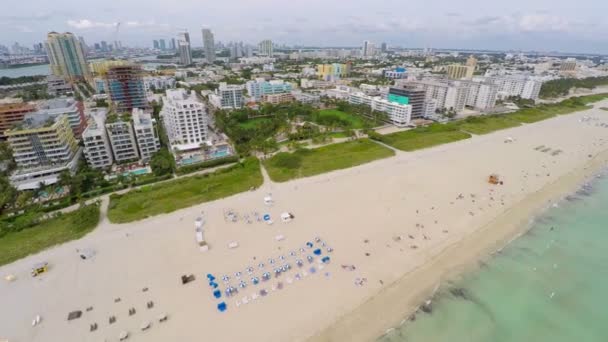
[31,262,48,277]
[488,174,503,185]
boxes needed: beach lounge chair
[141,321,151,331]
[119,331,129,341]
[158,313,168,322]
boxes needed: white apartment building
[106,118,139,163]
[300,79,334,89]
[349,92,412,127]
[161,89,208,151]
[465,82,498,111]
[404,79,470,113]
[132,108,161,162]
[245,78,292,101]
[486,76,543,100]
[143,76,176,92]
[33,97,86,138]
[323,85,352,99]
[82,109,113,169]
[210,83,244,109]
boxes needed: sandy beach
[1,101,608,342]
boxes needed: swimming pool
[122,168,150,177]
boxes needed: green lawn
[314,109,367,129]
[507,94,608,123]
[0,204,100,267]
[380,124,472,151]
[237,117,273,129]
[264,139,395,182]
[108,158,263,223]
[454,115,521,135]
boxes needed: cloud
[67,19,116,29]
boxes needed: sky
[1,0,607,54]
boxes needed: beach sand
[1,101,608,342]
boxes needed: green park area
[311,109,368,129]
[0,204,100,267]
[264,139,394,182]
[108,158,263,223]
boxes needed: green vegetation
[508,94,608,123]
[454,115,521,134]
[0,75,45,86]
[176,155,240,176]
[312,109,367,129]
[149,148,176,177]
[16,84,52,101]
[95,99,109,107]
[539,76,608,98]
[264,139,394,182]
[107,158,263,223]
[0,203,100,266]
[377,124,472,151]
[237,117,273,130]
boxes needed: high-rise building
[105,65,148,113]
[362,40,375,57]
[105,116,139,163]
[159,39,166,50]
[132,108,161,162]
[101,41,108,52]
[316,63,352,81]
[258,40,273,57]
[170,38,176,51]
[210,83,245,109]
[388,85,427,119]
[153,40,160,49]
[161,89,208,149]
[6,113,80,190]
[381,42,388,53]
[82,109,113,169]
[0,100,37,140]
[202,29,216,63]
[178,40,193,65]
[45,32,90,82]
[446,64,473,80]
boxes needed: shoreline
[307,147,608,342]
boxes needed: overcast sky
[1,0,607,53]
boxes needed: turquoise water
[122,168,149,177]
[380,172,608,342]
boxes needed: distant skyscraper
[153,40,160,49]
[178,40,193,65]
[101,41,108,52]
[45,32,90,82]
[202,28,216,63]
[362,40,375,57]
[170,38,176,51]
[258,40,273,57]
[159,39,166,50]
[105,65,148,113]
[381,42,388,53]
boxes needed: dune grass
[0,204,100,266]
[379,124,471,151]
[454,115,521,135]
[108,158,263,223]
[264,139,394,182]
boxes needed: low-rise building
[245,78,292,101]
[143,76,176,92]
[261,93,295,104]
[349,92,412,127]
[132,108,161,162]
[46,75,73,96]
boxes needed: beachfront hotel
[348,92,413,127]
[82,109,113,170]
[161,89,208,149]
[132,108,161,163]
[5,113,80,190]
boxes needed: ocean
[380,171,608,342]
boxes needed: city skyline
[0,0,607,54]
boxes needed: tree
[150,148,175,176]
[0,176,17,212]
